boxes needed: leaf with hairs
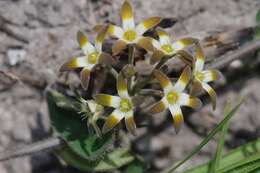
[47,90,114,161]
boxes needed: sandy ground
[0,0,259,172]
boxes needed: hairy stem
[127,44,135,93]
[0,137,65,162]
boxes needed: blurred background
[0,0,259,172]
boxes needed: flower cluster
[60,0,221,135]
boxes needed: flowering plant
[48,0,226,172]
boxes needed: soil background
[0,0,259,172]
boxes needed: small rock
[7,49,26,66]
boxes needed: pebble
[7,49,26,66]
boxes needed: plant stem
[0,137,64,162]
[127,44,135,93]
[109,66,118,79]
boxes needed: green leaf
[183,138,260,173]
[163,99,243,173]
[216,153,260,173]
[256,9,260,25]
[208,101,232,173]
[47,90,113,161]
[124,158,146,173]
[255,26,260,40]
[57,146,134,172]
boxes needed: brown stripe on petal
[60,57,88,72]
[173,113,184,133]
[137,37,154,52]
[102,114,120,134]
[179,66,191,85]
[195,46,205,61]
[150,100,167,114]
[98,53,116,66]
[112,40,127,55]
[153,70,172,90]
[77,31,89,49]
[208,87,217,110]
[210,70,221,81]
[117,73,128,97]
[172,37,198,52]
[188,97,202,109]
[150,50,164,64]
[202,82,217,110]
[80,68,91,90]
[121,0,133,20]
[142,17,161,30]
[125,115,136,135]
[157,29,169,38]
[94,94,113,106]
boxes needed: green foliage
[184,138,260,173]
[216,153,260,173]
[255,9,260,39]
[57,146,134,172]
[208,101,232,173]
[163,99,243,173]
[256,9,260,25]
[124,158,146,173]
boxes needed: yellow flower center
[166,91,179,104]
[119,98,132,112]
[195,71,204,81]
[88,52,98,64]
[161,44,173,54]
[123,30,137,42]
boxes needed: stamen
[166,91,179,104]
[195,71,204,81]
[161,44,173,54]
[119,98,132,112]
[88,52,98,64]
[123,30,137,42]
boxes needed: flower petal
[95,26,107,52]
[125,110,136,135]
[102,109,124,133]
[117,73,129,98]
[77,31,95,54]
[157,29,171,45]
[194,46,206,72]
[112,40,127,55]
[169,105,184,133]
[153,69,173,93]
[151,38,161,50]
[59,56,89,71]
[172,37,198,52]
[176,50,193,66]
[121,0,135,30]
[201,82,217,110]
[136,37,154,52]
[108,24,124,39]
[98,53,116,65]
[201,70,221,83]
[150,98,168,114]
[178,93,202,109]
[173,66,191,92]
[94,94,121,108]
[136,17,161,35]
[150,50,165,64]
[80,67,91,90]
